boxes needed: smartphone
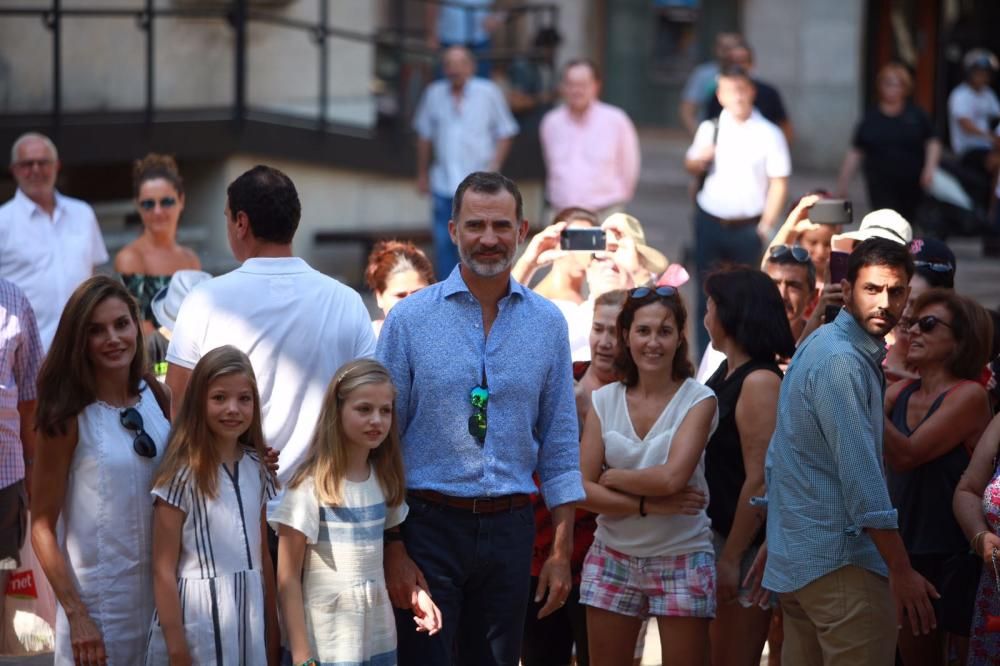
[824,250,850,322]
[809,199,853,226]
[560,228,606,252]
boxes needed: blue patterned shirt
[376,267,584,508]
[762,308,898,592]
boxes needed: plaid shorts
[579,540,716,618]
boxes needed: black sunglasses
[138,197,177,211]
[769,245,811,263]
[909,314,953,334]
[630,286,677,299]
[120,407,157,458]
[468,385,489,444]
[914,260,954,274]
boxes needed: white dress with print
[54,383,171,666]
[144,451,276,665]
[269,470,408,665]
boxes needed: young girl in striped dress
[271,359,441,666]
[145,345,279,665]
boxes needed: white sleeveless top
[53,382,171,666]
[591,378,718,558]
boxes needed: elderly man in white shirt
[0,133,109,351]
[685,64,790,355]
[414,45,519,278]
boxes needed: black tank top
[886,380,970,556]
[704,358,782,541]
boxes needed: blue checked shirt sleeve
[13,291,42,403]
[814,354,898,534]
[533,320,584,509]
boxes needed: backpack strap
[143,372,171,422]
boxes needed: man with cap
[947,49,1000,206]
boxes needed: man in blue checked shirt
[756,238,939,665]
[377,171,585,666]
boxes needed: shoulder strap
[143,372,171,422]
[711,117,720,145]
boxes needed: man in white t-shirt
[165,165,377,493]
[947,49,1000,208]
[685,64,790,354]
[0,132,109,350]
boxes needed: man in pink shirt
[540,60,641,221]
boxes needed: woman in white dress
[31,276,172,665]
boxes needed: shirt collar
[14,188,66,218]
[441,264,526,300]
[832,308,887,363]
[238,256,311,275]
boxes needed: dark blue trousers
[395,494,535,666]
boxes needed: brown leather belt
[408,489,531,514]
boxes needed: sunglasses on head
[120,407,157,458]
[629,286,677,299]
[138,197,177,211]
[914,260,954,274]
[908,314,953,334]
[769,244,811,263]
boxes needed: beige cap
[603,213,670,274]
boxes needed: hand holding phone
[824,250,850,322]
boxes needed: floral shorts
[579,540,716,618]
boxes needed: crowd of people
[1,24,1000,666]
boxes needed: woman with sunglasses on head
[579,286,718,666]
[702,267,795,666]
[114,153,201,335]
[31,276,171,666]
[883,289,994,666]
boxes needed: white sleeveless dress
[53,382,171,666]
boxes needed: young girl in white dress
[270,359,441,666]
[145,345,279,665]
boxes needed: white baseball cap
[834,209,913,246]
[151,270,213,331]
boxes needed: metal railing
[0,0,560,135]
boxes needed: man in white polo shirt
[685,64,790,354]
[0,132,109,350]
[165,165,376,494]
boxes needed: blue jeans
[433,193,460,279]
[693,205,762,355]
[395,494,535,666]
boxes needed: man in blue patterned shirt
[377,171,585,666]
[761,237,938,664]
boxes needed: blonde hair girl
[271,359,440,666]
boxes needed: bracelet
[384,530,404,544]
[639,496,647,517]
[972,530,990,556]
[298,659,319,666]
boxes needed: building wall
[735,0,865,170]
[0,0,377,127]
[181,155,544,284]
